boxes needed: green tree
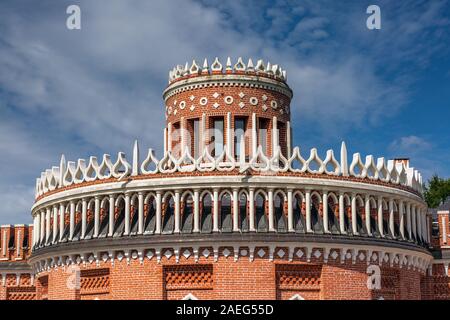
[424,175,450,208]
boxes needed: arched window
[255,193,267,232]
[239,193,248,232]
[129,195,139,235]
[220,192,232,233]
[113,197,125,237]
[162,195,175,234]
[97,198,109,238]
[274,193,287,233]
[293,194,305,233]
[355,196,367,236]
[369,198,380,237]
[310,193,323,233]
[201,193,213,233]
[181,193,194,233]
[144,195,157,234]
[327,194,340,234]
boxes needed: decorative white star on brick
[239,102,245,109]
[213,102,220,109]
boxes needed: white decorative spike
[249,145,270,172]
[112,152,132,180]
[323,150,341,175]
[282,70,287,81]
[215,145,235,171]
[287,147,307,173]
[266,62,273,74]
[59,154,66,188]
[349,153,367,178]
[177,148,196,172]
[211,57,223,72]
[158,150,177,173]
[377,157,390,182]
[364,155,378,179]
[132,140,139,176]
[256,59,265,72]
[234,57,245,71]
[196,146,216,172]
[270,146,289,172]
[202,58,209,73]
[340,141,349,176]
[141,149,159,174]
[85,156,99,182]
[305,148,325,174]
[226,57,232,71]
[247,58,254,71]
[189,60,200,75]
[98,154,113,179]
[63,161,76,186]
[74,159,86,184]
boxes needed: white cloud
[0,0,448,223]
[389,135,432,155]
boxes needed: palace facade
[1,57,449,300]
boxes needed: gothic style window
[234,117,246,160]
[220,193,232,233]
[211,118,224,158]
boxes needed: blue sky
[0,0,449,224]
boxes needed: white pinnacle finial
[247,58,254,71]
[59,154,66,187]
[226,57,232,71]
[202,58,209,73]
[340,141,348,176]
[132,139,140,176]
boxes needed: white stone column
[232,188,239,232]
[323,192,329,233]
[81,198,87,239]
[94,196,100,238]
[351,195,357,234]
[69,201,75,240]
[249,188,255,232]
[45,207,51,243]
[417,206,422,241]
[389,199,395,237]
[108,195,115,237]
[406,202,412,240]
[272,116,278,156]
[59,203,65,241]
[52,206,58,243]
[377,196,384,237]
[339,193,345,234]
[174,191,180,233]
[124,193,130,236]
[287,189,294,232]
[268,189,275,232]
[305,190,312,233]
[213,189,219,232]
[251,113,257,157]
[33,215,39,246]
[40,210,45,243]
[138,192,144,235]
[193,190,200,232]
[365,195,371,236]
[399,200,405,240]
[155,191,162,234]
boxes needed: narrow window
[258,118,269,155]
[234,117,246,160]
[211,117,224,158]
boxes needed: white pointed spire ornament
[132,139,140,176]
[340,141,349,176]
